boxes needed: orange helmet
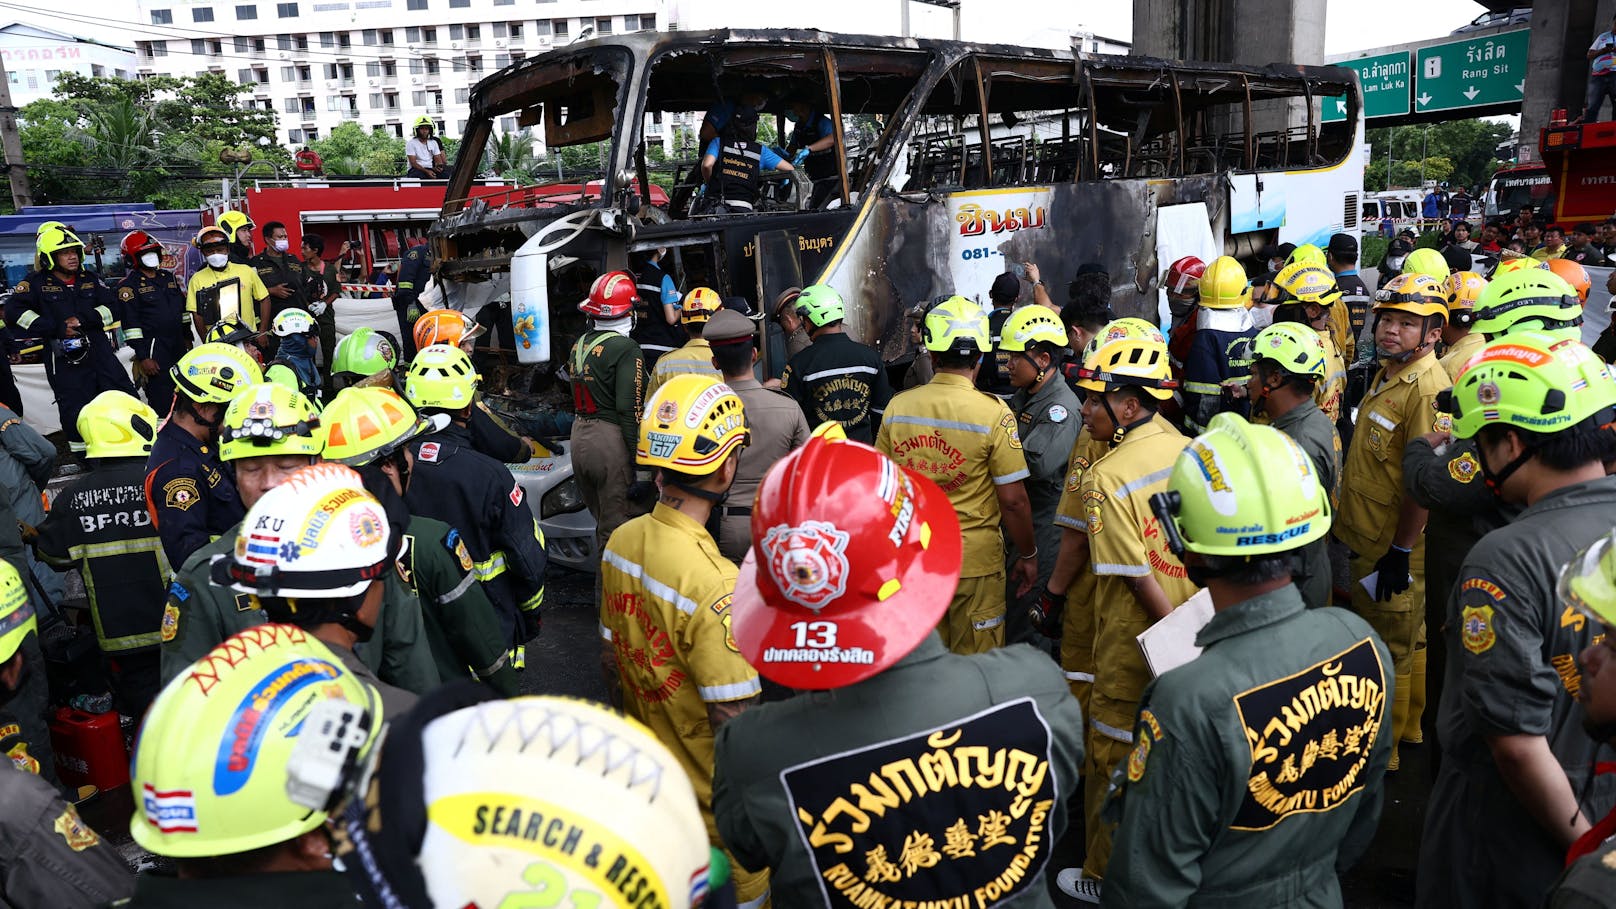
[412,308,484,350]
[1546,258,1591,304]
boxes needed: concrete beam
[1133,0,1324,66]
[1520,0,1601,162]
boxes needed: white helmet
[272,308,316,338]
[213,463,391,598]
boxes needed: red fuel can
[49,707,130,791]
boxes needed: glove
[405,304,424,323]
[1372,546,1412,602]
[627,480,658,511]
[792,148,810,167]
[308,299,327,317]
[1028,589,1065,639]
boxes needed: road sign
[1414,29,1529,113]
[1323,52,1411,122]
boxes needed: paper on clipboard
[1136,589,1215,678]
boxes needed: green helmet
[1159,412,1330,556]
[413,115,434,132]
[922,296,990,355]
[1402,247,1451,281]
[1286,243,1328,269]
[332,327,398,377]
[405,344,479,410]
[0,560,34,666]
[1559,529,1616,629]
[996,305,1065,352]
[1249,322,1327,380]
[795,284,846,328]
[1449,335,1616,440]
[1471,269,1583,341]
[220,382,324,462]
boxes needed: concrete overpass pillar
[1131,0,1325,67]
[1521,0,1605,162]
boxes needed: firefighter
[1327,233,1371,361]
[116,230,188,417]
[713,428,1085,906]
[35,392,168,718]
[1266,262,1348,424]
[599,374,768,906]
[404,345,546,652]
[697,106,794,214]
[6,225,137,451]
[217,209,255,265]
[1058,321,1198,902]
[704,308,808,564]
[1179,255,1257,434]
[158,381,440,697]
[568,272,646,563]
[127,624,381,906]
[1162,255,1205,380]
[144,343,261,570]
[1244,322,1340,610]
[0,559,133,906]
[1439,271,1488,380]
[976,273,1021,399]
[631,247,686,368]
[330,326,399,391]
[412,308,530,463]
[1337,273,1452,771]
[781,284,892,444]
[185,225,271,337]
[394,241,433,358]
[649,286,722,395]
[1416,336,1616,908]
[1105,415,1392,905]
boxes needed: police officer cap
[703,309,758,345]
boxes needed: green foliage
[1364,120,1513,192]
[1361,235,1388,268]
[308,122,404,175]
[484,129,539,182]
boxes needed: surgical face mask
[206,253,230,269]
[140,252,160,268]
[271,239,290,253]
[1385,255,1406,272]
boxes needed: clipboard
[1135,588,1215,678]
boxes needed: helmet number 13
[790,621,838,649]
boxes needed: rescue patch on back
[1230,637,1386,831]
[781,698,1057,909]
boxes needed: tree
[308,122,404,175]
[484,129,539,182]
[1364,120,1512,193]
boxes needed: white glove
[308,300,327,317]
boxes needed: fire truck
[1538,111,1616,224]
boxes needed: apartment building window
[406,0,426,8]
[384,93,398,109]
[509,22,523,39]
[277,2,299,18]
[301,98,317,113]
[284,98,301,113]
[466,24,480,41]
[424,58,439,75]
[277,34,292,50]
[150,9,172,24]
[191,39,207,55]
[493,0,512,6]
[237,4,258,18]
[379,30,394,45]
[281,65,296,80]
[320,33,335,48]
[491,22,506,37]
[338,33,351,49]
[454,87,469,103]
[449,0,468,7]
[409,59,423,74]
[456,119,468,132]
[411,91,426,106]
[363,29,378,45]
[449,24,464,40]
[233,37,250,53]
[465,56,482,73]
[381,61,395,76]
[145,42,169,58]
[192,6,214,22]
[552,19,568,38]
[494,53,509,67]
[295,35,309,51]
[638,13,655,29]
[533,20,550,35]
[366,62,380,76]
[596,17,613,34]
[369,92,383,108]
[500,116,516,133]
[511,50,526,62]
[288,128,303,143]
[306,128,318,140]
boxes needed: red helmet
[579,271,638,319]
[733,429,962,689]
[121,230,162,261]
[1164,255,1206,295]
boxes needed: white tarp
[1153,203,1220,328]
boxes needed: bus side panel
[1276,121,1365,253]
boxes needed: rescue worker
[127,624,382,906]
[1402,247,1452,284]
[1105,414,1391,905]
[568,271,646,561]
[876,296,1037,654]
[393,240,433,357]
[7,225,137,450]
[1243,322,1340,610]
[0,559,132,906]
[771,286,812,368]
[705,309,808,563]
[1472,268,1586,342]
[116,230,188,417]
[698,106,794,214]
[250,221,309,332]
[1162,255,1205,380]
[330,325,398,391]
[1056,321,1198,902]
[144,343,260,570]
[631,247,685,368]
[0,400,57,606]
[782,284,891,444]
[713,428,1086,907]
[404,345,546,651]
[1328,233,1370,362]
[1416,335,1616,908]
[322,387,519,695]
[1001,304,1081,644]
[784,97,841,208]
[649,286,722,395]
[976,272,1021,399]
[217,209,255,265]
[266,308,319,400]
[159,381,440,697]
[1266,262,1349,424]
[1338,273,1451,770]
[411,308,531,463]
[1547,257,1592,305]
[1180,255,1257,434]
[186,225,270,338]
[1439,271,1488,380]
[35,391,168,718]
[299,233,340,392]
[599,374,768,907]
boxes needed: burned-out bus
[432,29,1364,372]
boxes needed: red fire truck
[1539,112,1616,223]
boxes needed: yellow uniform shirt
[599,503,761,832]
[1325,297,1353,361]
[1317,332,1348,424]
[876,373,1029,577]
[648,338,720,397]
[185,263,269,331]
[1439,331,1486,382]
[1336,351,1452,557]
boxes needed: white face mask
[271,239,290,253]
[140,252,160,268]
[206,253,230,268]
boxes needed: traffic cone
[1403,646,1427,745]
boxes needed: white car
[510,440,598,573]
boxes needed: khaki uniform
[876,373,1029,654]
[1317,332,1347,425]
[1080,417,1198,880]
[1325,296,1354,361]
[648,337,720,397]
[1270,399,1341,610]
[719,375,808,564]
[1336,349,1450,754]
[599,503,767,904]
[1053,428,1107,711]
[1438,331,1486,382]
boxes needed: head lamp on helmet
[1401,247,1452,281]
[404,344,479,411]
[172,342,263,406]
[922,296,990,355]
[220,382,323,462]
[794,284,846,328]
[733,432,962,689]
[681,287,720,325]
[332,327,398,379]
[322,386,441,467]
[412,308,485,351]
[637,375,749,475]
[79,391,158,459]
[1198,256,1250,310]
[1471,269,1583,341]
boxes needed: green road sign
[1323,52,1411,122]
[1414,29,1529,113]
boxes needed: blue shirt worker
[785,98,840,208]
[116,231,189,418]
[699,107,794,214]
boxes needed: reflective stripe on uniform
[599,622,613,642]
[1367,410,1397,431]
[94,306,114,326]
[15,311,37,329]
[1091,562,1151,577]
[517,587,544,612]
[600,549,699,614]
[884,414,991,434]
[1182,380,1223,394]
[1112,466,1174,502]
[473,551,508,581]
[698,678,763,702]
[972,614,1005,631]
[802,364,879,382]
[992,468,1031,486]
[435,571,477,606]
[1053,514,1088,531]
[473,650,509,680]
[1065,670,1095,682]
[124,327,146,341]
[1091,716,1134,743]
[67,539,169,562]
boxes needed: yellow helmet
[413,114,435,131]
[1271,263,1342,308]
[130,624,382,858]
[217,210,254,244]
[34,220,65,238]
[637,375,748,475]
[996,305,1066,352]
[1076,320,1176,400]
[0,560,34,666]
[321,387,437,467]
[1401,247,1451,282]
[922,295,991,355]
[404,344,479,411]
[172,343,264,405]
[78,391,159,459]
[1492,256,1548,277]
[682,287,720,324]
[36,225,84,272]
[1373,274,1448,322]
[220,382,323,462]
[1199,256,1250,309]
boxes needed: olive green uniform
[1106,586,1392,906]
[399,515,519,696]
[0,763,132,906]
[158,529,440,692]
[1548,838,1616,909]
[568,328,645,557]
[719,375,808,564]
[712,634,1085,909]
[1006,375,1081,645]
[1416,476,1616,908]
[1269,399,1341,610]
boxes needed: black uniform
[248,250,308,320]
[780,332,892,444]
[394,244,432,357]
[117,268,189,417]
[974,305,1016,398]
[119,871,352,908]
[704,139,764,210]
[5,268,136,445]
[470,398,529,463]
[144,421,244,571]
[35,457,169,717]
[631,257,686,367]
[406,421,546,646]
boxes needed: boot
[1403,646,1427,745]
[1388,670,1411,771]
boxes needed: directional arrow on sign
[1463,86,1480,101]
[1336,99,1346,114]
[1515,81,1525,94]
[1418,92,1433,107]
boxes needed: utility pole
[0,51,31,209]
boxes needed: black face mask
[341,613,377,645]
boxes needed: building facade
[1,23,136,107]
